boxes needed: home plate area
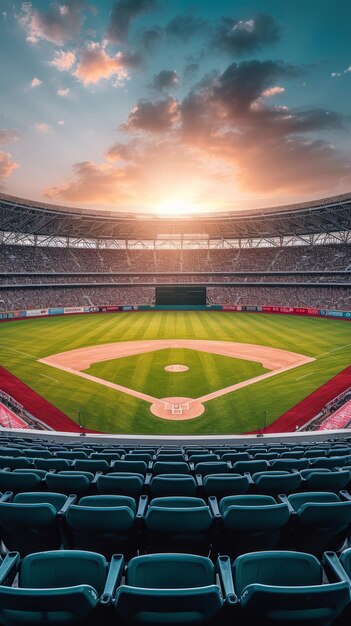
[39,339,314,421]
[150,397,205,420]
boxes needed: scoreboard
[155,286,206,306]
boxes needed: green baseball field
[0,311,350,434]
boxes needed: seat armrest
[340,490,351,501]
[189,462,195,472]
[196,474,203,487]
[144,473,152,486]
[100,554,124,605]
[217,556,237,605]
[0,491,13,502]
[323,551,351,585]
[0,552,20,586]
[244,472,254,484]
[136,495,148,518]
[92,472,102,484]
[278,494,296,514]
[58,494,77,516]
[208,496,221,518]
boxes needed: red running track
[261,364,351,433]
[0,365,93,432]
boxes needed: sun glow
[156,198,202,217]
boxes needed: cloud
[33,122,52,133]
[58,120,65,125]
[19,0,87,45]
[178,59,350,194]
[44,139,217,208]
[73,42,140,86]
[183,63,199,83]
[57,88,70,96]
[138,26,163,51]
[0,151,19,184]
[262,86,285,97]
[121,98,179,132]
[107,0,157,44]
[44,160,131,203]
[30,77,42,88]
[212,13,280,55]
[149,70,179,92]
[105,141,138,161]
[0,129,20,144]
[50,49,76,70]
[165,14,207,41]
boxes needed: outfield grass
[0,311,350,434]
[85,348,268,398]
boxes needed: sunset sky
[0,0,350,214]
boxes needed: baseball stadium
[0,191,351,436]
[1,1,351,623]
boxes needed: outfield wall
[0,303,350,321]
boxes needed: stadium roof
[0,191,350,241]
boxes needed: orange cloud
[0,151,19,183]
[50,50,76,71]
[73,42,138,86]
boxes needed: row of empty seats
[2,548,351,624]
[1,489,351,559]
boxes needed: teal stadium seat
[115,553,230,624]
[112,460,149,475]
[0,470,43,493]
[0,492,74,554]
[252,470,302,496]
[64,494,137,558]
[45,471,95,496]
[144,496,214,555]
[285,491,351,555]
[234,550,350,624]
[218,494,290,556]
[97,472,145,497]
[202,473,250,498]
[0,550,123,625]
[152,461,190,475]
[300,469,351,492]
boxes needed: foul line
[38,359,158,405]
[315,343,351,359]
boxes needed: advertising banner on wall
[83,307,99,313]
[63,307,84,314]
[98,305,121,312]
[48,308,64,315]
[26,309,48,317]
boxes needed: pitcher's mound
[164,364,189,372]
[150,397,205,420]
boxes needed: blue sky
[0,0,350,213]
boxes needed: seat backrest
[271,458,309,471]
[74,459,110,472]
[79,494,136,513]
[153,461,190,475]
[233,460,269,474]
[0,471,42,492]
[13,491,67,511]
[97,473,144,496]
[34,458,71,471]
[234,551,322,596]
[112,460,148,475]
[188,454,218,463]
[194,462,229,476]
[203,474,250,496]
[127,554,215,587]
[150,474,197,496]
[46,472,92,494]
[221,452,250,462]
[0,456,33,470]
[20,550,108,594]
